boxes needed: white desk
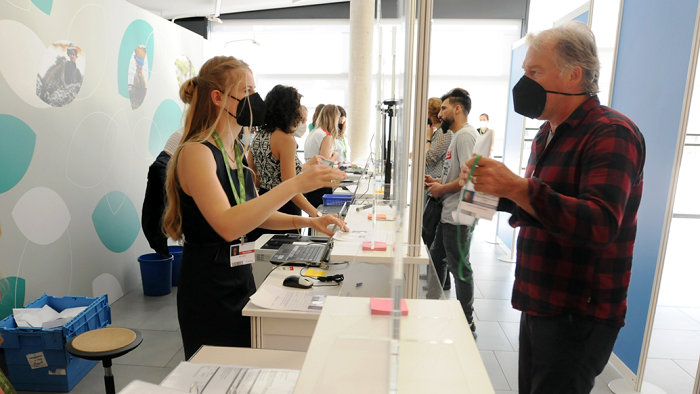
[335,203,428,299]
[253,203,428,299]
[243,262,392,350]
[293,296,495,394]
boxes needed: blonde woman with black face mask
[163,56,347,358]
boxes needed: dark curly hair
[262,84,302,134]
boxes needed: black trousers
[519,312,620,394]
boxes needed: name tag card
[230,242,255,267]
[454,188,499,226]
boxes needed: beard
[441,117,454,132]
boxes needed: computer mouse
[283,275,313,289]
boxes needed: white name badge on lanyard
[230,242,255,267]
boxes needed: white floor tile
[166,347,186,368]
[109,301,173,330]
[471,253,508,266]
[140,304,180,331]
[499,322,520,351]
[643,358,696,394]
[474,321,514,351]
[113,329,183,368]
[653,307,700,330]
[473,264,516,282]
[474,299,522,323]
[117,285,178,304]
[494,350,519,391]
[476,280,513,300]
[674,359,698,379]
[677,307,700,324]
[479,350,511,391]
[597,362,624,385]
[647,329,700,360]
[470,242,505,255]
[591,377,614,394]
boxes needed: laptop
[269,203,350,267]
[260,233,328,251]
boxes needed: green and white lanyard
[212,130,247,245]
[212,130,246,206]
[456,154,482,282]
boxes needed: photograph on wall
[175,55,196,87]
[128,44,149,109]
[36,41,85,107]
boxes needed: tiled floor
[16,218,700,393]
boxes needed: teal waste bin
[138,253,173,296]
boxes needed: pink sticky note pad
[362,241,387,251]
[370,298,408,316]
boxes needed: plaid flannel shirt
[498,96,646,327]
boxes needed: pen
[355,282,363,287]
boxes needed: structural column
[347,0,375,161]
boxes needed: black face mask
[228,92,267,127]
[512,76,588,119]
[338,123,344,131]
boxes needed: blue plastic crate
[0,294,111,392]
[322,194,353,206]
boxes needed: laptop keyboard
[288,245,324,262]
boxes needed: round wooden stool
[65,328,143,394]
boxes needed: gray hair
[526,21,600,94]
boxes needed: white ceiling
[126,0,347,20]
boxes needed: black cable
[261,260,311,283]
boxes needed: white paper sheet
[14,305,58,328]
[362,230,395,244]
[14,305,88,329]
[160,362,299,394]
[42,307,87,329]
[456,129,498,224]
[118,380,183,394]
[249,285,327,312]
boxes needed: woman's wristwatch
[315,211,322,217]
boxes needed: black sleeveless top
[178,141,257,245]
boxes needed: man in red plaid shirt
[460,22,646,394]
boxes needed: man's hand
[424,174,439,190]
[459,154,529,202]
[426,182,444,198]
[424,174,439,184]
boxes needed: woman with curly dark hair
[249,84,324,221]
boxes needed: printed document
[160,362,299,394]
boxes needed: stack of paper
[13,305,87,329]
[249,285,329,312]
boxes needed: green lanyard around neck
[456,154,482,282]
[212,130,246,206]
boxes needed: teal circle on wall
[117,19,154,99]
[150,99,182,158]
[92,191,140,253]
[0,115,36,194]
[31,0,52,15]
